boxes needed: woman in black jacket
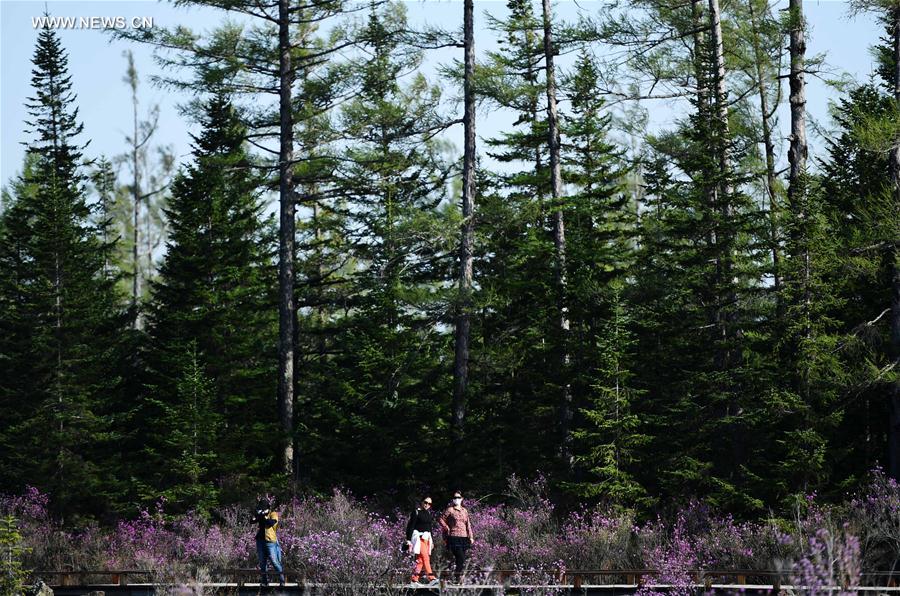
[405,496,438,585]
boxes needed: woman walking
[439,491,475,581]
[405,496,438,585]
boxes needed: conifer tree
[0,515,28,596]
[293,65,354,488]
[569,284,649,505]
[0,25,127,515]
[561,50,635,399]
[777,0,824,492]
[559,50,645,500]
[451,0,478,484]
[540,0,574,475]
[143,92,277,508]
[627,12,774,510]
[467,0,557,485]
[146,342,222,511]
[117,0,369,483]
[738,0,783,309]
[815,77,898,487]
[300,2,455,492]
[480,0,546,187]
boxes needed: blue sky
[0,0,885,189]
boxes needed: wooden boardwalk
[42,583,900,595]
[35,569,900,595]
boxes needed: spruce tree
[148,342,222,511]
[813,82,898,489]
[303,1,455,493]
[143,92,277,509]
[562,50,636,398]
[561,51,646,503]
[468,0,558,486]
[0,25,127,516]
[569,284,650,505]
[628,23,773,511]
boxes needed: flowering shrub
[2,471,894,591]
[107,504,180,569]
[847,468,900,571]
[634,514,697,596]
[559,507,639,569]
[791,527,861,595]
[467,502,559,571]
[174,512,250,568]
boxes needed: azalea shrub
[2,470,899,590]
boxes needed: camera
[255,499,271,519]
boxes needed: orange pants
[411,536,435,581]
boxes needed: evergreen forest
[1,0,899,527]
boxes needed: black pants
[447,536,470,576]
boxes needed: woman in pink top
[439,490,475,580]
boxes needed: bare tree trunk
[787,0,811,398]
[144,197,154,291]
[127,54,142,330]
[124,51,169,328]
[787,0,808,199]
[693,0,720,258]
[747,0,782,306]
[451,0,476,482]
[55,218,64,481]
[312,200,326,348]
[888,7,900,481]
[691,0,708,113]
[708,0,733,353]
[708,0,731,200]
[541,0,572,474]
[708,0,734,362]
[277,0,296,482]
[707,0,745,475]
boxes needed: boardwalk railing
[33,568,900,589]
